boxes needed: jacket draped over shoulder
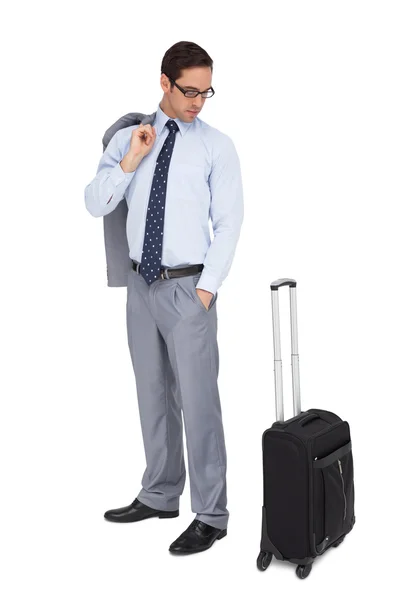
[102,111,156,287]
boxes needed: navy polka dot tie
[140,119,179,285]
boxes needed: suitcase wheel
[296,564,312,579]
[333,535,345,548]
[256,551,272,571]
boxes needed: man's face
[162,67,212,122]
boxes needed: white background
[2,0,399,597]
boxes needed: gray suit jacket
[102,111,157,287]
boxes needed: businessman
[84,40,244,554]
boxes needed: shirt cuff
[109,161,136,186]
[195,271,219,296]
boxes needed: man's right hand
[120,124,156,173]
[130,124,156,158]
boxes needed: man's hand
[130,123,157,158]
[120,124,157,173]
[196,288,214,310]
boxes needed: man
[84,40,244,555]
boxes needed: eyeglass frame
[163,74,215,98]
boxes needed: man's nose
[194,96,205,107]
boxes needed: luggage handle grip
[298,413,320,427]
[270,278,297,291]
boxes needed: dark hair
[161,41,213,87]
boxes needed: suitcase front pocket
[313,441,353,552]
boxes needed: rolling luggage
[257,278,355,579]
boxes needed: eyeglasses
[165,75,215,98]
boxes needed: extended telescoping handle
[270,279,301,422]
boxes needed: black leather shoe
[169,518,227,554]
[104,498,179,523]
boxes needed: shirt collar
[154,103,193,137]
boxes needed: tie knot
[166,119,179,134]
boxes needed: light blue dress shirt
[84,104,244,295]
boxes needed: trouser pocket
[191,273,218,312]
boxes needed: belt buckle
[161,267,170,280]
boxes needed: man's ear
[160,73,170,92]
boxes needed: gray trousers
[126,264,229,530]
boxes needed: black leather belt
[132,260,203,280]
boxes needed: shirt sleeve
[195,135,244,296]
[84,128,136,217]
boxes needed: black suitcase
[257,278,356,579]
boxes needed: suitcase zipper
[308,423,350,556]
[338,459,347,521]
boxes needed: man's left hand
[196,288,214,310]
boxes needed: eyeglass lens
[184,90,214,98]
